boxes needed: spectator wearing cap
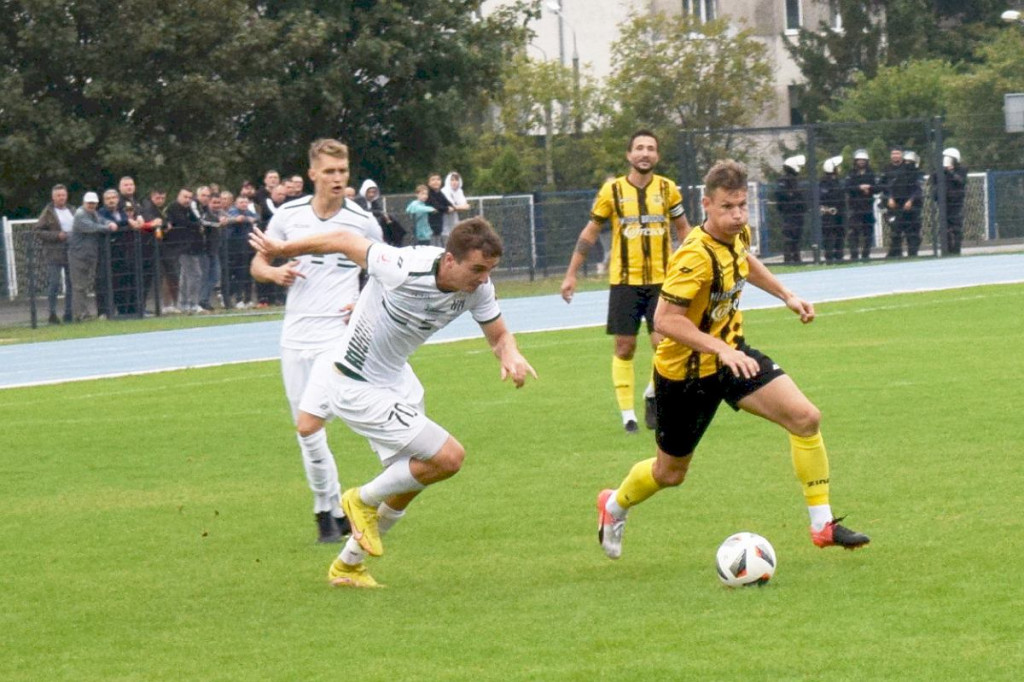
[69,191,117,321]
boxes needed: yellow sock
[789,432,830,507]
[614,458,661,509]
[612,356,635,411]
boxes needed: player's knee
[296,412,325,438]
[790,404,822,437]
[432,439,465,477]
[653,456,689,487]
[614,337,637,360]
[655,468,686,487]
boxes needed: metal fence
[6,115,1024,327]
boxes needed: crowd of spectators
[32,169,472,324]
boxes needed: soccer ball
[715,532,777,587]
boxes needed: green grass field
[2,284,1022,680]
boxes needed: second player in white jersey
[250,138,379,544]
[266,195,382,353]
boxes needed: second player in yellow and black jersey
[655,224,753,380]
[590,175,686,286]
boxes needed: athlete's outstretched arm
[480,316,538,388]
[249,226,372,269]
[746,254,815,324]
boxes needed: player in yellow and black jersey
[594,159,870,561]
[561,130,690,433]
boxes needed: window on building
[682,0,716,23]
[829,0,843,30]
[785,0,802,33]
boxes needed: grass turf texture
[1,284,1021,680]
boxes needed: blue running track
[1,253,1021,389]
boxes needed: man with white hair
[69,192,117,321]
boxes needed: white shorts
[299,361,449,466]
[281,347,333,423]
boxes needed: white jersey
[266,196,383,350]
[333,244,502,385]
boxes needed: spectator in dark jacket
[424,173,453,247]
[33,184,76,323]
[845,149,877,261]
[166,188,203,313]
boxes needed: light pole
[528,43,556,187]
[545,1,581,135]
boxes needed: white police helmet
[854,149,869,161]
[904,151,919,166]
[943,147,960,163]
[783,155,806,173]
[823,155,843,174]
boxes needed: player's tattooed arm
[573,236,594,256]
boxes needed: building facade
[484,0,844,127]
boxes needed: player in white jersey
[250,138,382,544]
[250,217,536,588]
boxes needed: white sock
[376,502,405,534]
[338,502,406,566]
[808,504,833,531]
[621,409,637,425]
[360,458,425,507]
[297,429,341,514]
[605,491,627,521]
[643,383,655,399]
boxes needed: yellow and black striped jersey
[590,175,685,286]
[654,224,752,380]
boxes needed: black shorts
[654,341,786,457]
[606,284,661,336]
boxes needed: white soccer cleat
[596,488,626,560]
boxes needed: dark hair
[703,160,747,195]
[446,217,503,261]
[628,129,659,152]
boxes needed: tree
[476,51,609,190]
[784,0,886,123]
[0,0,277,214]
[604,12,775,174]
[943,28,1024,170]
[0,0,534,215]
[787,0,1009,123]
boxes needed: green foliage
[827,60,954,123]
[785,0,887,123]
[609,12,775,133]
[2,284,1024,680]
[943,28,1024,169]
[0,0,534,214]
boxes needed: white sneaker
[163,305,180,314]
[234,301,246,310]
[596,489,626,560]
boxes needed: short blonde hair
[308,138,349,164]
[415,184,428,194]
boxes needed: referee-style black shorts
[606,284,661,336]
[654,341,786,457]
